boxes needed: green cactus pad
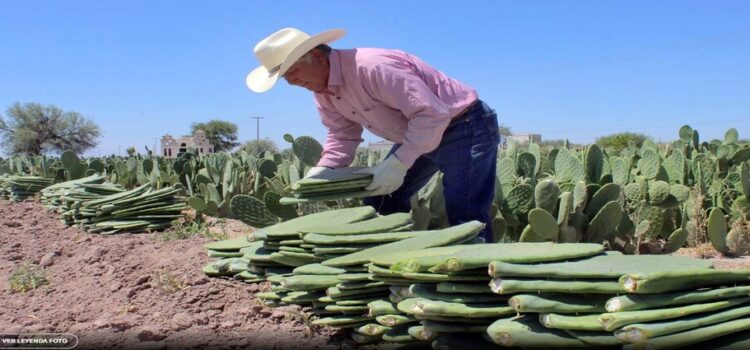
[256,158,277,178]
[404,297,515,319]
[300,213,412,236]
[741,163,750,198]
[555,148,586,183]
[639,206,664,240]
[708,207,729,254]
[527,208,560,241]
[664,228,688,253]
[489,253,711,279]
[585,183,621,219]
[261,206,376,238]
[229,194,279,228]
[205,236,257,251]
[725,128,740,144]
[534,179,560,215]
[648,180,671,204]
[263,191,298,220]
[497,157,516,185]
[732,196,750,221]
[662,150,686,184]
[623,183,643,203]
[322,221,484,267]
[517,152,537,179]
[611,157,631,185]
[430,242,604,273]
[669,184,691,203]
[487,316,586,348]
[292,136,324,167]
[186,196,206,211]
[638,149,661,179]
[584,201,623,243]
[573,181,587,212]
[679,125,694,143]
[585,144,605,184]
[506,183,534,216]
[557,192,573,225]
[731,148,750,166]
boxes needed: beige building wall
[160,130,214,158]
[506,133,542,145]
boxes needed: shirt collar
[327,49,343,88]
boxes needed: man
[246,27,500,242]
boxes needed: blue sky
[1,1,748,156]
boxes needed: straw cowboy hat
[246,27,346,93]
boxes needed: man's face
[282,50,329,93]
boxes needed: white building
[506,133,542,145]
[161,130,214,158]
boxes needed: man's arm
[363,61,455,168]
[315,98,364,168]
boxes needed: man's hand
[304,166,330,178]
[357,156,408,195]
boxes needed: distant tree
[281,148,294,159]
[241,138,279,156]
[191,120,240,152]
[595,132,650,152]
[0,102,101,156]
[126,147,137,156]
[499,123,512,137]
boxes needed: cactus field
[3,125,750,348]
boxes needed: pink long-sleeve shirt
[314,48,478,168]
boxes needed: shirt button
[366,124,372,128]
[336,96,341,100]
[351,111,356,114]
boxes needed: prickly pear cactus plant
[230,194,279,228]
[285,134,323,168]
[263,191,298,220]
[708,207,729,254]
[60,150,87,180]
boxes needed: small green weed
[9,263,48,293]
[151,269,187,294]
[156,219,228,241]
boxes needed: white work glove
[304,166,330,178]
[358,155,408,195]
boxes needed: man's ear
[312,49,327,64]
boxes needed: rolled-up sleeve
[315,98,364,168]
[363,63,454,168]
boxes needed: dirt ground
[2,199,750,350]
[0,199,343,350]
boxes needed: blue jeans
[363,99,501,242]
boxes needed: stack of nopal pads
[280,167,376,204]
[385,246,750,349]
[363,242,606,347]
[261,221,487,346]
[254,209,425,312]
[40,174,108,209]
[202,207,414,287]
[482,253,750,350]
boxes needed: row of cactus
[400,125,748,256]
[184,134,331,225]
[0,134,359,232]
[2,125,748,255]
